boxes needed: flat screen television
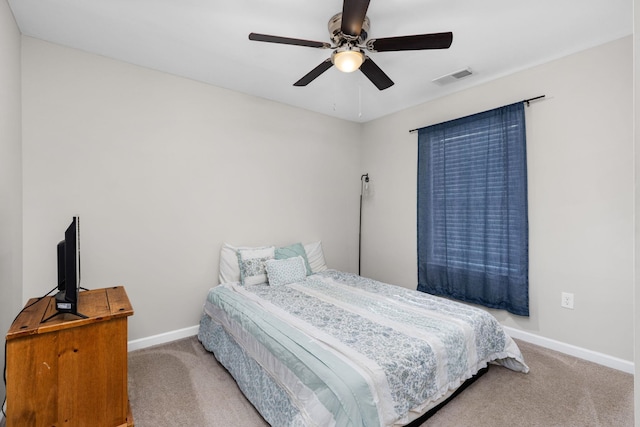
[48,216,85,320]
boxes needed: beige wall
[21,37,363,341]
[361,36,634,362]
[0,0,22,405]
[633,0,639,424]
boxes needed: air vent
[432,68,473,86]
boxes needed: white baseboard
[502,325,634,374]
[127,325,199,352]
[125,323,634,374]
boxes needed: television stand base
[41,310,88,323]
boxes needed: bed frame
[405,366,489,426]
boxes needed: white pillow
[304,241,328,273]
[237,246,275,286]
[219,243,245,284]
[265,256,307,286]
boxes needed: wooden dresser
[5,286,134,427]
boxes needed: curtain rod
[408,94,545,134]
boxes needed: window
[417,102,529,316]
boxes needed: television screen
[65,216,80,306]
[51,216,84,318]
[56,239,65,291]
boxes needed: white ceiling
[8,0,632,123]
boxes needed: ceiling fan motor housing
[329,13,369,46]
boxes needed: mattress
[198,270,528,426]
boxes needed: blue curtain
[417,102,529,316]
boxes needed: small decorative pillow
[265,256,307,286]
[237,246,275,286]
[275,242,313,275]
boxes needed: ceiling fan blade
[294,59,334,86]
[341,0,370,38]
[249,33,331,49]
[367,32,453,52]
[360,56,394,90]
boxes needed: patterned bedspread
[199,270,528,427]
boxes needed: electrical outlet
[561,292,574,309]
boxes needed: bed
[198,242,528,426]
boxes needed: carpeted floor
[127,336,634,427]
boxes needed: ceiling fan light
[332,49,364,73]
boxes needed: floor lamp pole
[359,173,369,276]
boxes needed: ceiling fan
[248,0,453,90]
